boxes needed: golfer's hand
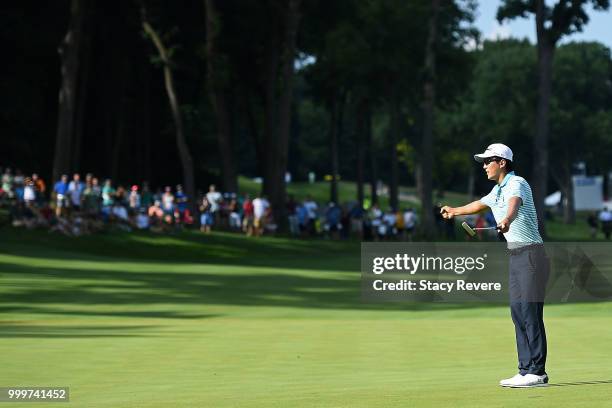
[440,206,455,219]
[497,218,510,233]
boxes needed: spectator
[141,182,153,209]
[325,202,342,239]
[2,168,14,199]
[599,207,612,240]
[350,203,365,238]
[13,169,24,189]
[102,179,116,209]
[115,185,127,206]
[175,185,188,223]
[206,184,222,224]
[242,194,254,236]
[111,201,130,231]
[369,203,383,241]
[129,185,141,214]
[199,197,213,234]
[228,198,241,230]
[53,174,69,217]
[32,173,46,203]
[286,195,299,236]
[383,209,397,239]
[68,173,84,212]
[148,200,164,224]
[296,203,308,236]
[135,208,150,230]
[403,208,417,241]
[82,179,101,216]
[340,204,351,239]
[263,205,277,235]
[303,195,318,236]
[14,179,25,203]
[395,208,405,239]
[474,214,487,240]
[161,186,174,216]
[23,177,36,206]
[253,195,269,236]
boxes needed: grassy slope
[238,176,470,209]
[1,228,611,407]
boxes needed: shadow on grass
[548,379,612,387]
[0,261,501,315]
[0,324,158,338]
[0,228,361,272]
[0,306,217,320]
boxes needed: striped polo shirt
[479,171,543,247]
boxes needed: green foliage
[397,139,416,174]
[498,0,610,43]
[550,42,612,175]
[438,39,537,186]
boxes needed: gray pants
[509,245,550,375]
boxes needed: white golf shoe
[499,373,523,386]
[505,373,549,388]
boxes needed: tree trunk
[240,82,264,178]
[72,3,92,172]
[534,0,554,238]
[329,97,339,204]
[550,159,575,225]
[419,0,440,237]
[389,97,400,211]
[142,58,152,182]
[329,91,345,204]
[264,0,301,227]
[53,0,89,182]
[563,171,575,224]
[262,24,279,198]
[365,104,377,205]
[205,0,238,193]
[111,59,130,182]
[142,8,196,212]
[356,101,366,206]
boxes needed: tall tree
[498,0,610,237]
[141,4,196,211]
[53,0,90,182]
[418,0,441,237]
[205,0,238,193]
[262,0,302,225]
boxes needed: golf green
[1,229,611,407]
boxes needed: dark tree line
[2,0,611,231]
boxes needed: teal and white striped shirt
[479,171,543,246]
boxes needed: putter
[461,221,499,237]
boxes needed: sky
[474,0,612,49]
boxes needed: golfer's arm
[452,200,489,216]
[503,197,522,224]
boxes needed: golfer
[440,143,550,388]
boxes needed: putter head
[461,221,476,237]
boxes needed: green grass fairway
[1,228,611,407]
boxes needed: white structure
[572,175,603,211]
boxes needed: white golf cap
[473,143,513,162]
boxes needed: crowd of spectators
[1,166,505,241]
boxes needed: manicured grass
[239,176,417,209]
[1,228,611,407]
